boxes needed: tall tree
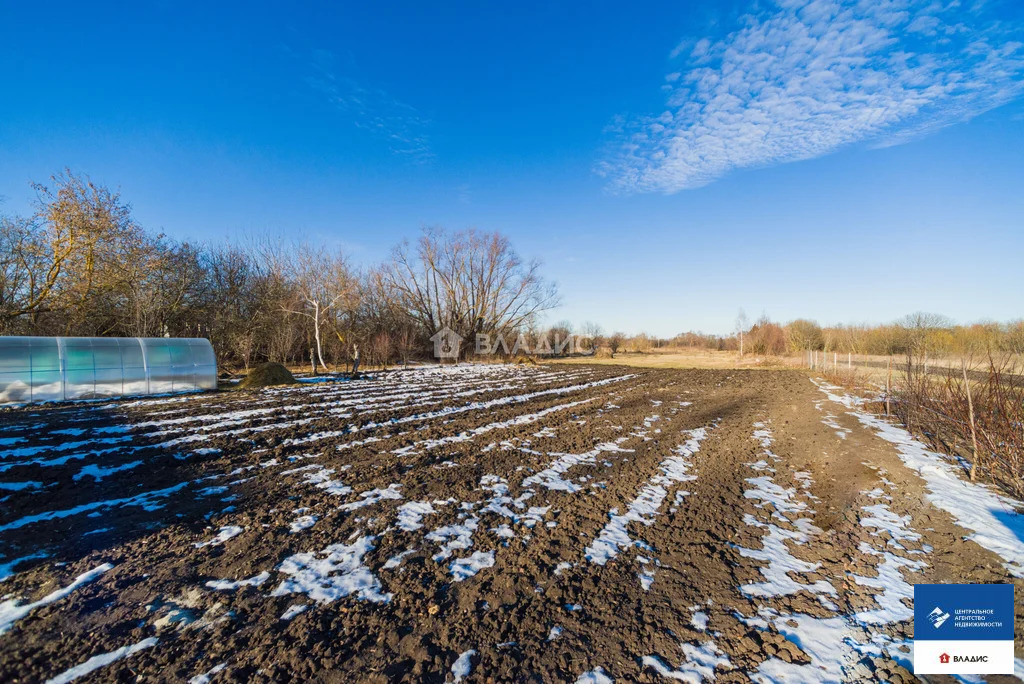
[380,227,558,353]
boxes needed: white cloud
[600,0,1024,193]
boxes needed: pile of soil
[238,362,296,389]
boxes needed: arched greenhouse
[0,337,217,404]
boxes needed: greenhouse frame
[0,337,217,404]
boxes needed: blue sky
[2,0,1023,336]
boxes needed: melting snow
[45,637,158,684]
[0,482,189,531]
[194,526,243,548]
[395,501,436,531]
[72,460,142,482]
[427,520,479,561]
[0,552,50,581]
[860,504,920,545]
[585,428,707,565]
[451,649,476,682]
[382,549,417,570]
[737,517,835,598]
[642,641,731,682]
[339,484,403,512]
[272,535,391,603]
[575,667,613,683]
[0,563,113,634]
[814,378,1024,577]
[450,551,495,581]
[289,516,317,533]
[751,613,854,683]
[205,571,270,591]
[188,662,226,684]
[302,468,352,497]
[522,441,632,493]
[851,549,924,625]
[280,604,308,621]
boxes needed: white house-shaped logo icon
[430,327,463,360]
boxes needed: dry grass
[892,357,1024,498]
[549,348,804,371]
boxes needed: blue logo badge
[914,584,1014,641]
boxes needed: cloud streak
[600,0,1024,193]
[305,49,433,163]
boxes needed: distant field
[552,349,1024,389]
[550,348,804,371]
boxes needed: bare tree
[370,331,394,369]
[580,321,603,354]
[608,331,625,357]
[735,308,749,357]
[379,227,558,355]
[395,324,419,368]
[278,244,358,371]
[1,171,133,332]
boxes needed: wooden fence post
[885,356,892,416]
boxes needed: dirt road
[1,364,1022,682]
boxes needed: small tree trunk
[352,344,361,376]
[963,360,980,482]
[312,301,328,371]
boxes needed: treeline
[608,314,1024,358]
[766,314,1024,356]
[0,171,558,370]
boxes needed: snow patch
[205,571,270,591]
[451,649,476,682]
[194,526,243,548]
[339,484,402,512]
[45,637,158,684]
[289,516,317,533]
[575,667,613,683]
[0,563,112,634]
[395,501,436,531]
[585,428,708,565]
[814,378,1024,577]
[641,641,731,682]
[450,551,495,582]
[272,535,391,603]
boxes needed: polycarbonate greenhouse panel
[0,337,217,404]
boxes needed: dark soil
[0,364,1021,683]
